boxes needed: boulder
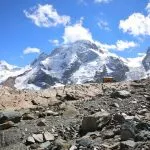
[121,121,136,141]
[120,140,136,149]
[103,130,115,139]
[111,90,131,99]
[26,136,35,144]
[40,141,51,149]
[43,131,55,141]
[69,145,77,150]
[22,113,35,120]
[37,119,46,126]
[32,134,44,143]
[45,110,59,116]
[54,138,71,150]
[63,104,79,118]
[0,121,15,130]
[76,137,92,148]
[0,111,21,123]
[80,111,111,134]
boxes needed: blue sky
[0,0,150,66]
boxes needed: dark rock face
[94,65,108,83]
[27,69,59,88]
[106,57,129,81]
[142,47,150,71]
[62,61,81,84]
[31,52,48,67]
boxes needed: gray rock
[37,119,46,126]
[76,137,92,147]
[103,130,115,139]
[101,143,120,149]
[111,103,119,108]
[121,121,136,141]
[32,134,44,143]
[54,138,71,150]
[70,145,77,150]
[63,105,79,118]
[22,113,35,120]
[111,90,131,99]
[43,131,55,141]
[40,141,51,149]
[0,111,21,123]
[26,136,35,144]
[0,129,22,147]
[120,140,136,149]
[135,130,150,141]
[30,143,40,149]
[137,109,147,115]
[113,113,125,123]
[0,121,15,130]
[45,110,59,116]
[80,111,111,134]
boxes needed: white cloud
[63,19,93,44]
[96,40,138,51]
[49,39,60,46]
[62,19,137,51]
[23,47,41,54]
[115,40,138,51]
[119,13,150,36]
[94,0,112,3]
[119,2,150,36]
[97,20,110,31]
[24,4,70,27]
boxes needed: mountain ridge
[0,40,149,90]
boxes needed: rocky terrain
[1,78,150,149]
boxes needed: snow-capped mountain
[13,40,129,89]
[1,40,150,90]
[0,60,31,84]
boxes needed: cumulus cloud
[94,0,112,3]
[23,47,41,54]
[115,40,138,51]
[49,39,60,46]
[63,19,93,44]
[24,4,70,27]
[119,13,150,36]
[119,2,150,36]
[61,18,137,51]
[97,20,110,31]
[96,40,138,51]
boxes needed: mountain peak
[31,52,48,67]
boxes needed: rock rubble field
[0,79,150,149]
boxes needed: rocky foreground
[1,79,150,149]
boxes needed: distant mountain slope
[0,60,30,84]
[1,40,150,90]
